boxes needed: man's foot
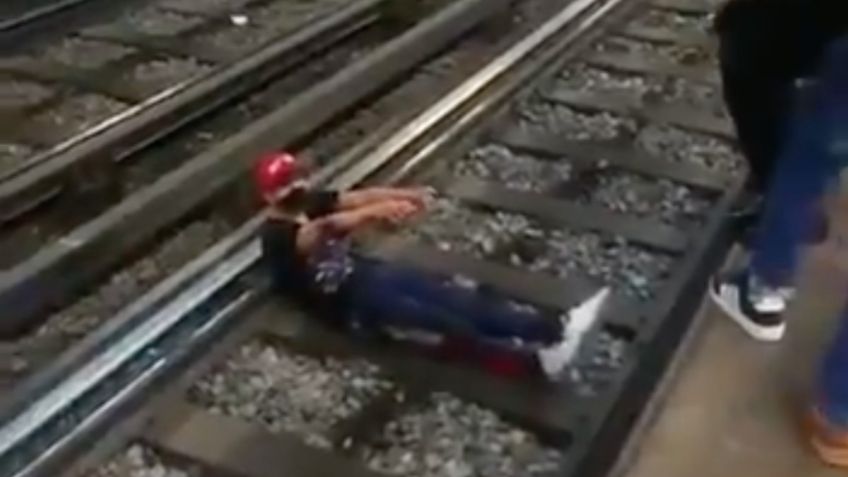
[537,288,611,379]
[709,270,787,341]
[537,315,573,380]
[808,406,848,468]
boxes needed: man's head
[254,151,308,208]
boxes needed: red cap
[254,151,300,200]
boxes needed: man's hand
[369,199,422,224]
[338,186,435,211]
[392,186,434,209]
[297,197,426,255]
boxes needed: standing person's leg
[711,35,848,341]
[716,15,794,194]
[811,309,848,467]
[807,36,848,467]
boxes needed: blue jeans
[746,36,848,425]
[346,257,561,345]
[750,37,848,287]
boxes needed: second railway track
[0,0,744,476]
[0,0,387,218]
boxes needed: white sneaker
[538,288,611,379]
[709,271,787,342]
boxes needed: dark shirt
[260,189,353,310]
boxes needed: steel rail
[334,0,610,187]
[0,246,259,477]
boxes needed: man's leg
[712,36,848,341]
[348,258,616,379]
[349,258,562,344]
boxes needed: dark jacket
[716,0,848,78]
[715,0,848,190]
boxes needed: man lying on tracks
[711,19,848,468]
[255,151,609,381]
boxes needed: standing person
[256,152,610,381]
[712,0,848,341]
[711,33,848,467]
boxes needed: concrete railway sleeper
[0,0,744,476]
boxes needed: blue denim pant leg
[819,308,848,428]
[347,258,561,344]
[798,36,848,426]
[748,39,848,288]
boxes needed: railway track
[0,0,509,338]
[0,0,742,476]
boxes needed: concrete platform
[620,243,848,477]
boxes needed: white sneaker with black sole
[709,271,787,342]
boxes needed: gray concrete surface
[623,242,848,477]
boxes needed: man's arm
[337,187,431,211]
[295,200,419,254]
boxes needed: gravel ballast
[596,36,715,69]
[409,201,672,299]
[189,341,394,449]
[568,168,712,224]
[571,329,629,390]
[37,38,136,69]
[632,8,712,32]
[0,143,36,174]
[129,57,213,90]
[516,100,636,140]
[0,79,53,108]
[454,143,711,224]
[122,7,205,36]
[454,144,574,194]
[85,444,200,477]
[29,94,128,140]
[636,123,743,173]
[361,393,563,477]
[555,62,723,113]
